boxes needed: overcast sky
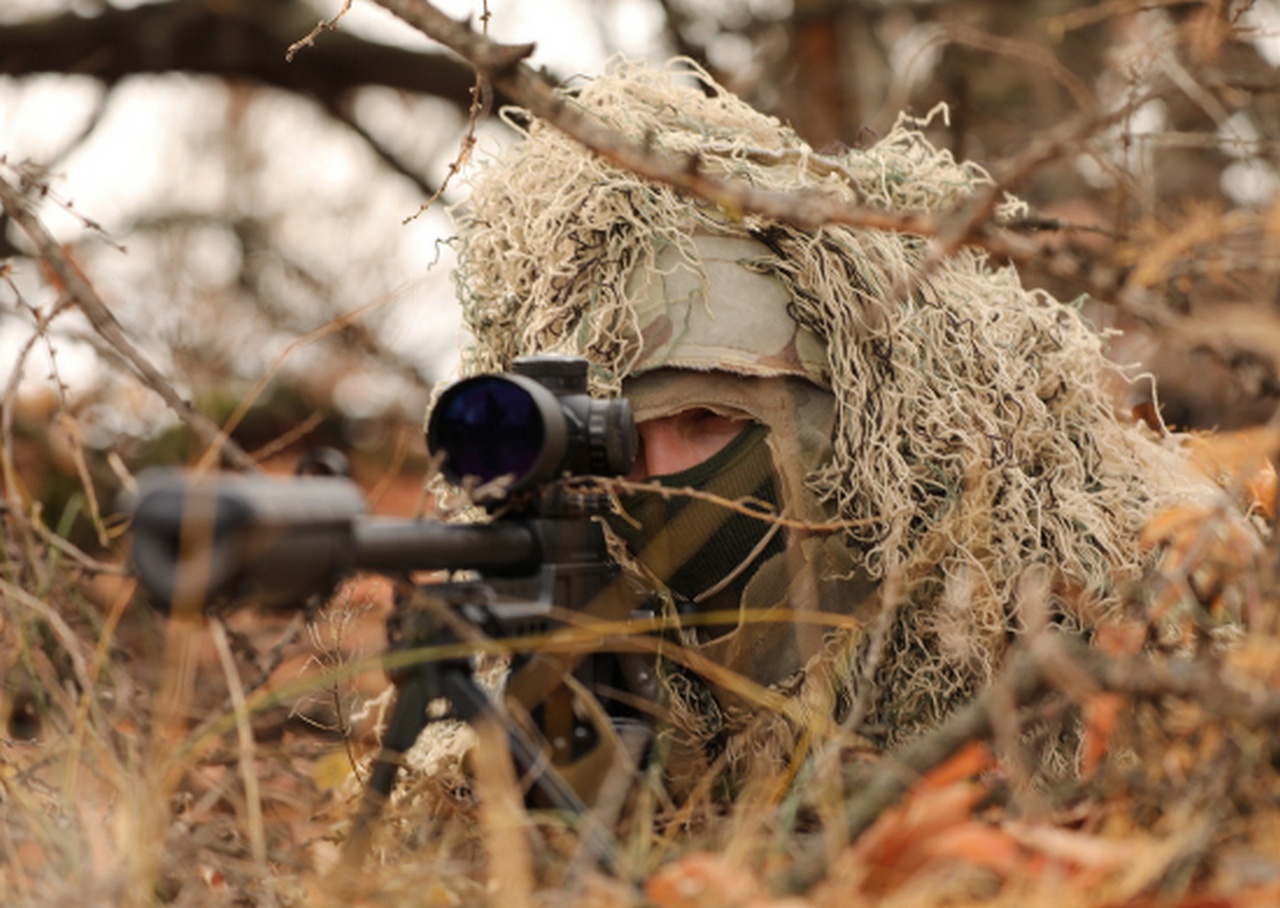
[0,1,678,437]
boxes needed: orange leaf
[1080,692,1126,778]
[1093,619,1146,657]
[925,822,1026,877]
[918,741,993,791]
[848,781,988,892]
[1183,428,1280,521]
[646,852,758,908]
[1139,505,1200,552]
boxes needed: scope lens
[430,377,546,487]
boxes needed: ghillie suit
[444,59,1205,797]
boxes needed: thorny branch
[368,0,1112,271]
[0,169,257,472]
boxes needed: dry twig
[0,171,257,472]
[783,631,1280,893]
[367,0,1093,268]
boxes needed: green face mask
[608,423,785,634]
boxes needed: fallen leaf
[1080,692,1127,778]
[918,740,993,792]
[646,852,760,908]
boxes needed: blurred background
[3,0,1280,543]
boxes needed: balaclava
[443,59,1204,794]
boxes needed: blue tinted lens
[436,378,544,484]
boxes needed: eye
[684,408,723,426]
[628,411,754,480]
[679,409,748,439]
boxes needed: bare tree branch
[0,0,486,112]
[0,172,257,472]
[325,101,441,202]
[366,0,1103,270]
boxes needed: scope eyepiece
[426,355,636,499]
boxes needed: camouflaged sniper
[445,58,1203,793]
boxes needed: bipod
[339,582,621,872]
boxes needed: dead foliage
[6,2,1280,906]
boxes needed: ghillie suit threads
[447,59,1205,793]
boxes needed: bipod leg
[340,668,435,865]
[445,676,621,876]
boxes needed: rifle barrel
[127,470,554,610]
[352,519,539,575]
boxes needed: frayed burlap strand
[449,58,1213,782]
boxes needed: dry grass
[7,5,1280,900]
[5,204,1280,908]
[4,467,1280,907]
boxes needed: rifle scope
[427,355,636,497]
[127,355,637,611]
